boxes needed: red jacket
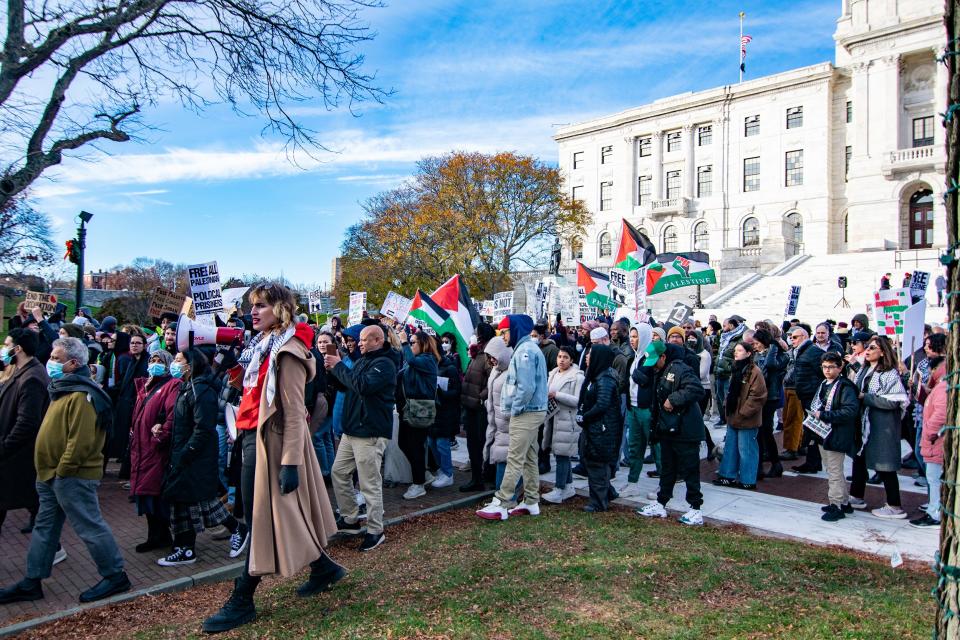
[129,375,180,497]
[921,378,947,466]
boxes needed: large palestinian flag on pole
[645,252,717,295]
[577,261,616,310]
[431,274,479,372]
[614,219,656,272]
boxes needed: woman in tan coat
[204,283,341,634]
[713,342,767,490]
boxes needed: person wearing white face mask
[0,330,50,537]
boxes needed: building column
[651,132,663,200]
[850,62,869,162]
[935,47,948,149]
[682,125,695,200]
[870,55,901,158]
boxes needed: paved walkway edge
[0,490,494,639]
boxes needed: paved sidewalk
[0,441,483,629]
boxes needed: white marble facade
[556,0,947,284]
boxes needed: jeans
[718,427,759,485]
[625,406,656,482]
[312,416,335,476]
[914,417,927,477]
[26,477,124,581]
[714,377,729,424]
[238,429,261,589]
[427,435,454,478]
[494,462,521,502]
[494,411,546,506]
[215,424,235,505]
[927,462,943,521]
[554,455,573,489]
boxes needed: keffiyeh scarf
[718,323,747,356]
[238,324,295,406]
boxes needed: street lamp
[75,211,93,311]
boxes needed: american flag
[740,34,752,54]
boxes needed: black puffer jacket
[794,341,838,405]
[431,355,462,438]
[163,373,220,503]
[578,369,622,463]
[756,343,789,406]
[330,345,399,439]
[651,344,705,442]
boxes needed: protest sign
[308,289,323,313]
[535,280,552,321]
[187,261,223,324]
[608,269,629,307]
[900,301,926,363]
[25,290,58,314]
[667,302,693,327]
[909,271,929,301]
[632,269,647,323]
[147,286,185,319]
[480,300,495,317]
[348,291,366,325]
[785,285,801,316]
[493,292,513,323]
[380,291,413,322]
[556,286,580,326]
[873,288,910,336]
[221,287,248,314]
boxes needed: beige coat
[249,335,338,577]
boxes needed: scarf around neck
[239,324,296,407]
[49,370,114,433]
[719,323,746,356]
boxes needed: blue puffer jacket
[500,314,548,416]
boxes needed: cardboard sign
[900,301,927,362]
[493,292,513,323]
[785,285,801,316]
[380,291,413,322]
[25,290,58,314]
[187,261,223,323]
[147,286,184,319]
[348,291,366,325]
[180,296,195,319]
[909,271,929,300]
[873,288,910,336]
[667,302,693,327]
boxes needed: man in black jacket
[792,324,841,473]
[326,325,398,552]
[636,343,706,526]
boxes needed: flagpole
[739,11,745,84]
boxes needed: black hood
[663,343,687,365]
[585,344,615,383]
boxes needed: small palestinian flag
[407,289,449,333]
[645,252,717,295]
[577,261,616,310]
[614,219,656,271]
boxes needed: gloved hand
[279,465,300,495]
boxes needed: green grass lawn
[1,296,100,339]
[37,503,933,640]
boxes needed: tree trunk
[937,2,960,638]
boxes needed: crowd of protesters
[0,286,949,633]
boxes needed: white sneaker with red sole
[508,502,540,517]
[476,498,509,521]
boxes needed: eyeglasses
[821,364,839,370]
[865,344,879,351]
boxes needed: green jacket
[35,392,105,482]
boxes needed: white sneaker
[542,488,566,504]
[53,546,67,566]
[637,502,667,518]
[848,497,868,510]
[618,482,643,498]
[871,504,907,519]
[425,471,436,484]
[476,498,509,521]
[403,484,426,500]
[646,491,659,501]
[560,485,576,500]
[679,509,703,526]
[431,473,454,489]
[509,502,540,517]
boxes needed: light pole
[75,211,93,311]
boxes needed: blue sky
[32,0,839,288]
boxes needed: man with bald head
[325,324,399,552]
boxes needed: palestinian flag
[614,219,656,271]
[407,289,449,334]
[431,274,479,372]
[645,252,717,295]
[577,261,616,310]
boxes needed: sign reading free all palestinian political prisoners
[187,261,223,323]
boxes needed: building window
[697,125,712,146]
[598,232,612,258]
[743,157,760,192]
[573,151,584,169]
[913,116,934,147]
[665,171,681,199]
[639,137,651,157]
[693,221,709,251]
[742,217,760,247]
[785,212,803,244]
[744,115,760,137]
[571,237,583,260]
[666,131,681,152]
[601,145,613,164]
[786,106,803,129]
[785,150,803,187]
[845,146,852,182]
[571,185,583,202]
[846,101,852,124]
[697,165,712,198]
[638,176,651,205]
[600,181,613,211]
[662,225,678,253]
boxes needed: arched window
[742,217,759,247]
[598,232,612,258]
[571,237,583,260]
[909,189,934,249]
[693,222,709,252]
[662,225,678,253]
[785,212,803,244]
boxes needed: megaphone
[176,314,244,352]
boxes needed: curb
[0,490,493,639]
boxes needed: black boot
[203,576,258,633]
[766,462,784,478]
[0,578,43,604]
[136,515,173,553]
[296,552,346,597]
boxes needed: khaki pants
[820,446,849,507]
[782,389,804,452]
[495,411,546,506]
[332,435,387,535]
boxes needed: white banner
[380,291,413,322]
[187,261,223,324]
[348,291,366,326]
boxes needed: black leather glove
[279,465,300,495]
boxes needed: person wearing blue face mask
[0,330,51,537]
[0,337,130,605]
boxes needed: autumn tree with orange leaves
[336,151,589,306]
